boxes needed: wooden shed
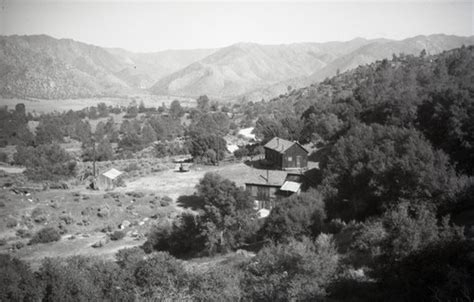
[97,168,123,191]
[264,137,308,170]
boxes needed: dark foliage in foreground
[29,227,61,245]
[320,123,460,221]
[146,173,258,258]
[259,190,326,242]
[0,254,41,302]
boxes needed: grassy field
[0,94,196,114]
[0,157,319,266]
[121,162,254,198]
[0,178,176,266]
[0,161,268,265]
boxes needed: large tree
[15,143,77,181]
[417,88,474,175]
[169,100,185,119]
[260,190,326,242]
[242,236,339,301]
[196,173,256,254]
[320,123,460,220]
[188,133,226,165]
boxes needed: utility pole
[92,136,96,178]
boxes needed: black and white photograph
[0,0,473,300]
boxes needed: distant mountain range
[0,35,214,99]
[1,34,473,101]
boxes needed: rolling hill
[105,48,216,89]
[307,34,474,83]
[150,34,474,101]
[1,34,472,100]
[149,39,376,99]
[0,35,132,99]
[0,35,215,99]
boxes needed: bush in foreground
[109,230,125,241]
[0,254,41,301]
[260,190,326,242]
[242,235,339,301]
[29,227,61,245]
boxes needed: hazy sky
[1,0,472,52]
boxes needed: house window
[288,156,292,161]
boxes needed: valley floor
[1,160,307,266]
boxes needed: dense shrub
[154,140,188,157]
[81,139,114,162]
[16,229,32,238]
[189,265,244,301]
[320,124,460,221]
[145,212,204,258]
[188,134,226,165]
[380,202,464,260]
[351,202,464,265]
[160,195,172,207]
[109,230,125,241]
[29,227,61,244]
[260,190,326,242]
[133,252,190,299]
[233,147,248,159]
[6,216,17,228]
[59,214,74,225]
[417,88,474,175]
[242,235,339,301]
[378,240,474,301]
[196,173,256,254]
[15,143,76,181]
[0,151,8,163]
[38,256,130,301]
[0,254,41,301]
[115,246,146,269]
[31,207,48,223]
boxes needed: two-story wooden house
[264,137,308,170]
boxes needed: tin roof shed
[102,168,123,179]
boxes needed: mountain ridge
[1,34,473,100]
[150,34,474,101]
[0,34,216,99]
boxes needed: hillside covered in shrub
[1,46,473,301]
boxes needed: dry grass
[0,183,176,266]
[118,162,258,200]
[0,159,304,266]
[0,94,196,114]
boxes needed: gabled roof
[264,137,308,154]
[102,168,123,180]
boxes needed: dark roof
[264,137,308,154]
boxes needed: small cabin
[97,168,123,191]
[264,137,308,170]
